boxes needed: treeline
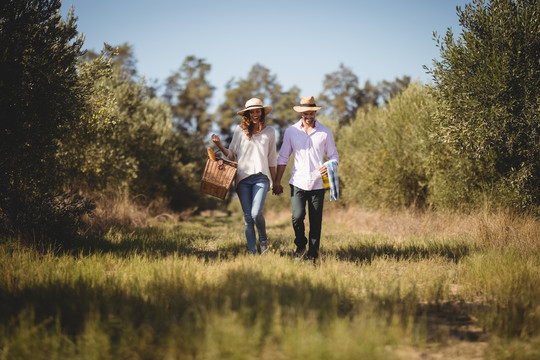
[1,0,538,244]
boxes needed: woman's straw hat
[237,98,272,116]
[293,96,322,112]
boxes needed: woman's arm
[211,134,229,158]
[269,166,276,184]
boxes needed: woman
[212,98,277,255]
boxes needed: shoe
[305,253,318,264]
[293,247,307,260]
[260,241,269,255]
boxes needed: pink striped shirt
[277,120,339,191]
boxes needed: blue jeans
[236,173,270,254]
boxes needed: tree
[318,64,363,125]
[63,46,204,209]
[270,86,301,147]
[56,50,125,192]
[0,0,94,242]
[428,0,540,212]
[317,64,405,125]
[379,76,411,104]
[165,56,214,135]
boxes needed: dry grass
[81,192,194,231]
[317,206,539,252]
[474,208,540,252]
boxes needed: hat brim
[293,106,321,112]
[237,106,272,116]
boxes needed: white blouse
[227,125,277,186]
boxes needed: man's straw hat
[293,96,322,112]
[237,98,272,116]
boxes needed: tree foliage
[318,64,410,125]
[270,85,301,146]
[165,56,214,135]
[56,50,123,191]
[61,45,204,209]
[0,0,95,241]
[318,63,365,125]
[428,0,540,212]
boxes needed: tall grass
[1,207,539,359]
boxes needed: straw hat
[293,96,322,112]
[237,98,272,116]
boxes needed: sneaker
[293,247,307,260]
[260,241,269,255]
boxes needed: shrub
[337,82,436,209]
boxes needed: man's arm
[325,130,339,163]
[273,127,293,195]
[319,130,339,175]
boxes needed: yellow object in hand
[207,147,216,161]
[321,173,330,190]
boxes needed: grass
[1,206,539,359]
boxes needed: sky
[60,0,469,109]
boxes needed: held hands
[272,183,284,195]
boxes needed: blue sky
[61,0,468,108]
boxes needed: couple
[211,96,339,261]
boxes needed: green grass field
[1,208,539,359]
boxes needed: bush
[337,82,436,209]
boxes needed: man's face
[301,111,316,127]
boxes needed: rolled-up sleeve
[268,130,277,167]
[226,126,239,161]
[325,131,339,164]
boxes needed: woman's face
[249,108,262,123]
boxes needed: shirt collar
[298,119,318,130]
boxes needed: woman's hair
[240,108,266,140]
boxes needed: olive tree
[428,0,540,212]
[0,0,94,242]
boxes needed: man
[273,96,339,261]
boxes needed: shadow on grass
[62,229,473,264]
[417,301,488,342]
[68,233,246,260]
[0,267,354,338]
[0,266,489,354]
[62,216,247,259]
[333,240,472,263]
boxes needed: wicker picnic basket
[200,156,238,200]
